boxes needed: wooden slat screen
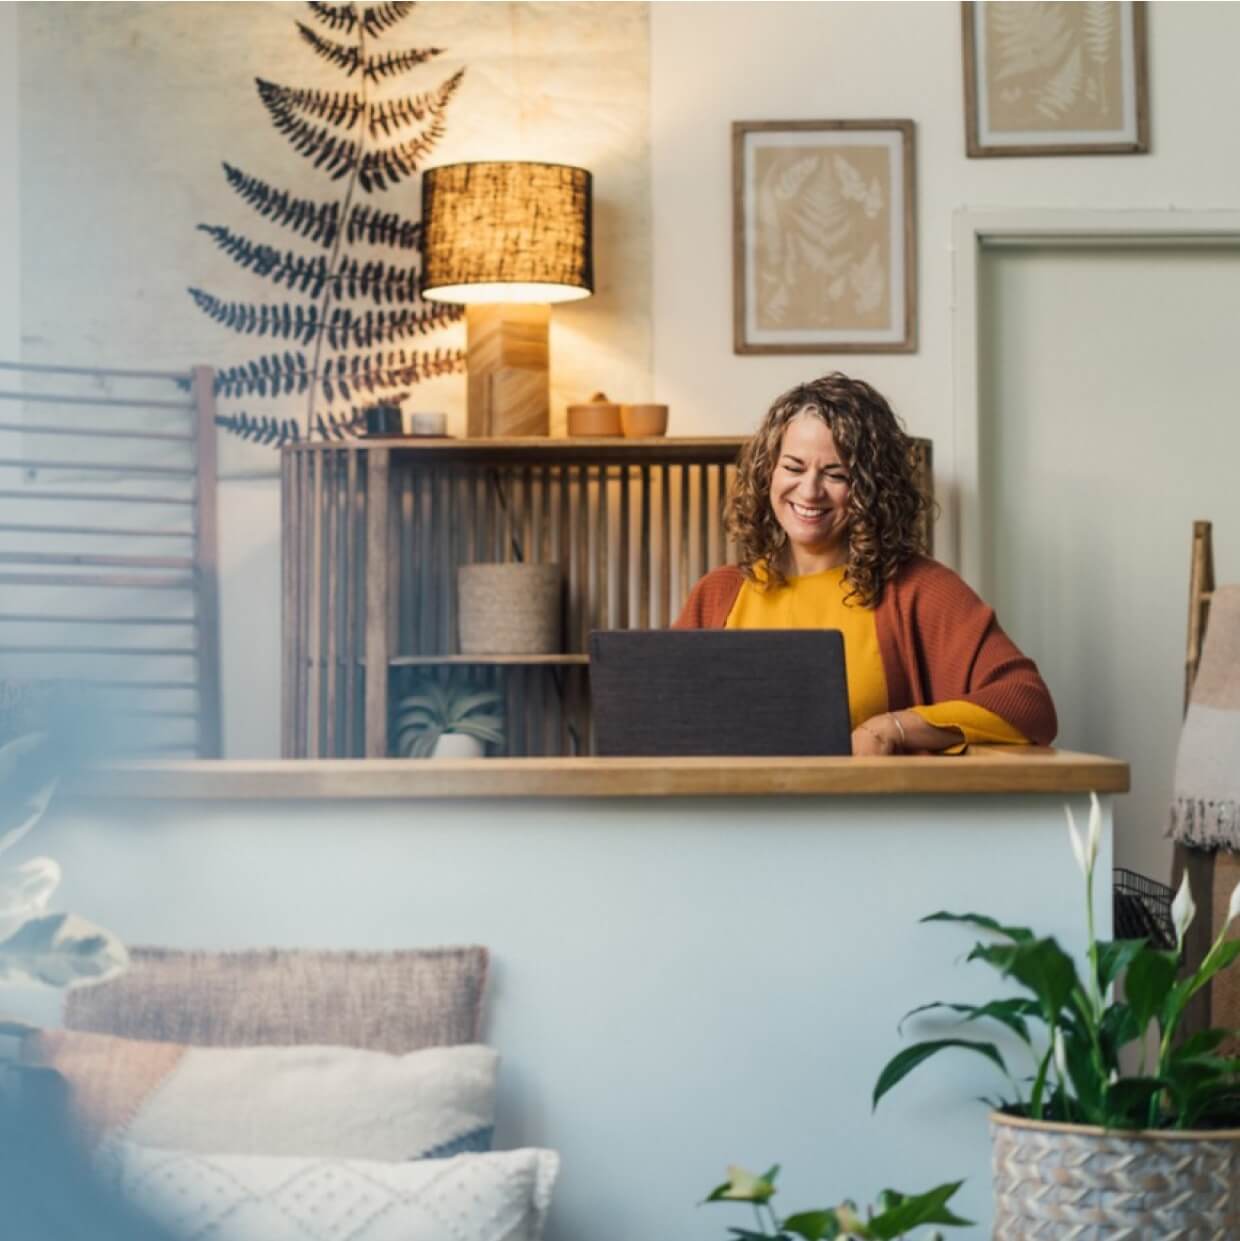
[283,436,933,759]
[0,360,221,757]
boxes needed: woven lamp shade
[421,161,593,304]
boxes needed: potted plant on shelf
[874,793,1240,1236]
[702,1163,970,1240]
[392,677,505,759]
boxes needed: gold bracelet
[887,713,908,750]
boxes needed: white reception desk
[13,749,1127,1240]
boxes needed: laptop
[588,629,852,757]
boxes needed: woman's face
[769,412,852,573]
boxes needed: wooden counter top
[73,747,1129,801]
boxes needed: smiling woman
[674,372,1058,756]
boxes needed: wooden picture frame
[962,1,1149,158]
[731,119,917,355]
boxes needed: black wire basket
[1113,867,1176,951]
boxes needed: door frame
[952,208,1240,593]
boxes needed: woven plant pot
[991,1111,1240,1239]
[457,563,562,655]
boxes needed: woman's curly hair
[725,372,932,607]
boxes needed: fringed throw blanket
[1169,585,1240,848]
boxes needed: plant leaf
[1169,1028,1230,1062]
[782,1210,837,1241]
[1124,946,1179,1033]
[872,1038,1007,1110]
[921,911,1034,941]
[1060,1023,1105,1122]
[1167,940,1240,1026]
[0,857,61,940]
[1104,1075,1166,1127]
[444,691,504,725]
[0,733,57,856]
[900,997,1038,1044]
[1098,1000,1141,1052]
[967,938,1079,1022]
[1095,938,1149,992]
[1029,1040,1054,1120]
[867,1181,972,1240]
[0,913,128,989]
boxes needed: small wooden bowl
[566,394,622,437]
[620,403,669,438]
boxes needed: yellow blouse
[724,565,1027,747]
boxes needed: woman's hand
[851,711,966,756]
[852,716,901,756]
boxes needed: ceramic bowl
[566,393,622,437]
[620,403,669,438]
[409,411,447,436]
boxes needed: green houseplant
[873,793,1240,1234]
[0,732,126,989]
[701,1163,971,1240]
[392,677,504,758]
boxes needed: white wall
[8,789,1112,1239]
[0,4,17,361]
[651,1,1240,443]
[980,243,1240,881]
[650,0,1240,872]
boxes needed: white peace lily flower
[835,1204,865,1233]
[1172,873,1197,950]
[1065,794,1103,877]
[1227,882,1240,928]
[1065,804,1087,875]
[1053,1027,1068,1080]
[1085,792,1102,868]
[720,1166,774,1203]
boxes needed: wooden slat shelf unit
[282,434,932,759]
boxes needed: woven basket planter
[457,563,562,656]
[991,1111,1240,1239]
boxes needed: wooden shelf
[75,748,1131,801]
[385,654,589,667]
[287,436,746,465]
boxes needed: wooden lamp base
[465,303,550,438]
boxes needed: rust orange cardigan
[673,558,1058,746]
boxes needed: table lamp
[420,160,593,438]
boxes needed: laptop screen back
[589,629,852,757]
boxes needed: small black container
[363,403,403,436]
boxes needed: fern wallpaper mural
[18,1,652,462]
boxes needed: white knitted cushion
[96,1141,560,1241]
[25,1029,497,1160]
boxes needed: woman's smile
[789,500,831,522]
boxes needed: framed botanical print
[731,119,916,355]
[962,1,1149,157]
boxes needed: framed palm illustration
[962,1,1149,157]
[731,120,916,355]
